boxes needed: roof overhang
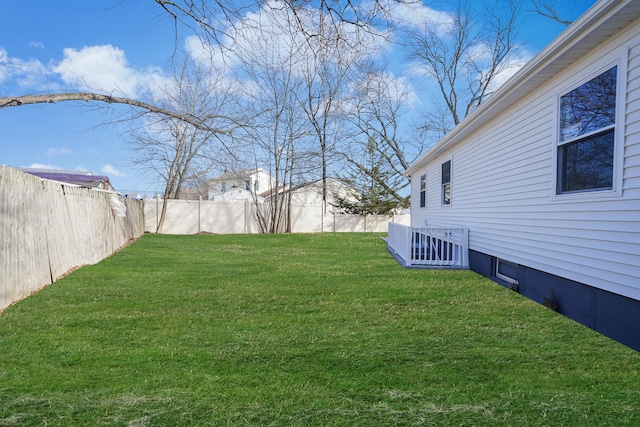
[406,0,640,177]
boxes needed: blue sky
[1,0,595,194]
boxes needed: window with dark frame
[419,174,426,208]
[441,160,451,205]
[558,66,617,194]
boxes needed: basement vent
[496,258,519,285]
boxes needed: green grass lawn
[1,233,639,426]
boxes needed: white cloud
[489,50,534,91]
[26,163,62,170]
[0,45,166,96]
[29,41,45,49]
[0,47,52,89]
[46,147,73,157]
[52,44,163,97]
[343,70,419,117]
[383,1,454,30]
[188,1,386,81]
[101,164,125,177]
[185,35,229,70]
[53,45,137,95]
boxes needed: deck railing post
[387,223,469,269]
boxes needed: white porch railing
[387,222,469,268]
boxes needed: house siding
[410,20,640,302]
[469,249,640,352]
[625,34,640,205]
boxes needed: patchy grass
[1,233,639,426]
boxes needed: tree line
[0,0,575,233]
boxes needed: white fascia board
[405,0,634,178]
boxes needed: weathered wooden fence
[0,166,144,311]
[144,198,410,234]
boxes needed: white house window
[419,174,426,208]
[245,180,251,191]
[441,160,451,205]
[557,66,617,194]
[222,182,227,192]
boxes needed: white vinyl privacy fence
[145,198,410,234]
[1,166,144,312]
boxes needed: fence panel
[146,199,260,234]
[1,166,144,312]
[201,201,254,234]
[1,167,51,310]
[144,199,410,235]
[45,182,84,277]
[163,200,200,235]
[290,204,324,233]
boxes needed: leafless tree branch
[528,0,572,26]
[0,92,234,135]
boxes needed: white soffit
[406,0,640,176]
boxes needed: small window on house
[222,182,227,192]
[557,66,617,194]
[419,174,426,208]
[496,258,519,285]
[441,160,451,205]
[245,180,251,191]
[254,181,259,193]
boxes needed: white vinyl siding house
[208,168,275,201]
[556,66,617,193]
[392,0,640,350]
[419,174,426,208]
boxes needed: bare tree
[230,12,314,233]
[528,0,572,26]
[3,0,525,220]
[407,0,518,136]
[0,92,234,134]
[128,55,239,232]
[338,63,420,208]
[1,0,396,143]
[296,14,356,213]
[154,0,400,44]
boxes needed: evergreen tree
[333,137,408,215]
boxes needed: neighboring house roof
[207,167,278,201]
[288,177,346,192]
[265,178,358,203]
[176,187,207,200]
[406,0,640,177]
[20,168,114,191]
[255,184,287,198]
[290,177,356,198]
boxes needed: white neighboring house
[210,187,260,203]
[287,178,358,207]
[388,0,640,351]
[207,168,275,202]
